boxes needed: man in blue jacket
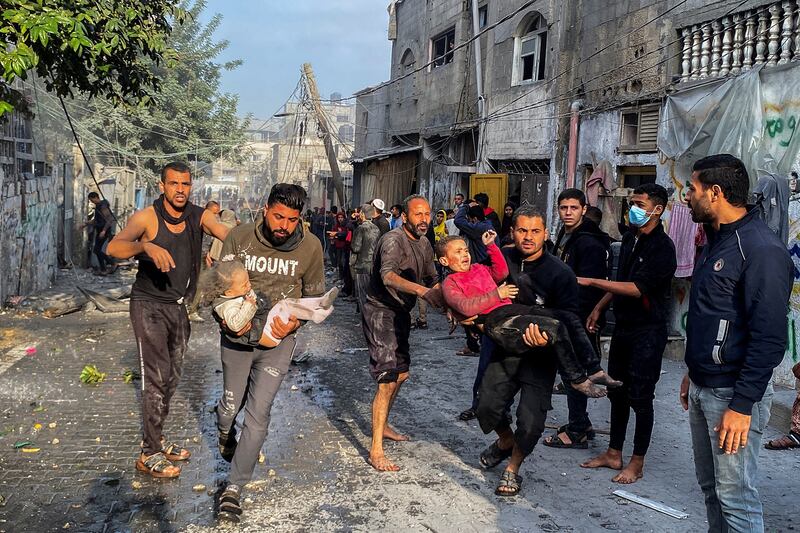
[681,154,792,532]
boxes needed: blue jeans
[688,380,773,533]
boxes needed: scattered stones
[268,469,277,477]
[51,438,59,445]
[48,422,57,429]
[258,451,266,464]
[131,481,142,490]
[290,385,299,391]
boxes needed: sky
[201,0,393,119]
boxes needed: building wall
[0,176,58,303]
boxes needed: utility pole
[303,63,346,207]
[471,0,487,172]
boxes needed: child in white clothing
[200,261,338,347]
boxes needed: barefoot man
[108,162,231,478]
[362,194,438,471]
[579,183,676,483]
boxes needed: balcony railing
[679,1,800,82]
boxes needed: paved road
[0,286,797,532]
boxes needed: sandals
[135,452,181,478]
[458,408,477,421]
[480,440,513,469]
[495,470,523,497]
[161,439,191,461]
[455,347,479,357]
[764,431,800,450]
[217,484,242,523]
[542,424,594,449]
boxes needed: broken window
[619,106,659,152]
[401,48,416,74]
[478,5,488,29]
[513,14,548,84]
[431,28,455,69]
[619,165,656,188]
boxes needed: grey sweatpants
[217,334,296,487]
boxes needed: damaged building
[354,0,800,386]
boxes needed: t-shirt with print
[367,227,436,312]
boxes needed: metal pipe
[471,0,487,172]
[566,100,583,188]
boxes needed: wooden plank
[41,285,131,318]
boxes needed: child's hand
[497,283,518,300]
[482,230,497,246]
[244,291,257,304]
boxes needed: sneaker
[188,312,205,322]
[218,428,237,463]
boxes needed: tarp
[659,62,800,187]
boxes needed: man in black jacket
[474,192,502,233]
[545,188,612,449]
[579,183,676,484]
[474,206,569,496]
[680,154,792,532]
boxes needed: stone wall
[0,176,58,303]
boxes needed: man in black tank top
[108,162,232,479]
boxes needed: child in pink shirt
[436,231,620,397]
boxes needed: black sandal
[542,425,591,449]
[161,440,191,461]
[458,408,477,421]
[218,484,243,521]
[495,470,523,497]
[480,440,513,469]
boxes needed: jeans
[689,380,773,533]
[471,335,495,410]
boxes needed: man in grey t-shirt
[362,195,438,472]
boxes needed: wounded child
[430,231,621,397]
[199,260,338,347]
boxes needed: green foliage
[122,369,140,384]
[0,0,187,115]
[79,364,106,384]
[73,0,247,179]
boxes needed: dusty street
[0,271,797,533]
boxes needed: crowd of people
[103,154,793,531]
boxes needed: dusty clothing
[217,334,296,487]
[351,220,381,274]
[363,227,436,382]
[220,212,325,303]
[441,243,510,322]
[213,290,258,333]
[367,227,437,312]
[130,300,190,455]
[362,299,411,382]
[373,215,390,236]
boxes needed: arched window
[400,48,416,74]
[512,13,548,85]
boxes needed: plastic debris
[122,369,141,384]
[131,481,142,490]
[48,422,57,429]
[51,438,60,445]
[258,451,266,464]
[21,447,40,453]
[192,484,206,492]
[13,440,32,449]
[24,346,36,355]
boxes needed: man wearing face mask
[577,183,677,485]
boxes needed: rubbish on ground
[268,469,276,477]
[192,484,206,492]
[85,338,98,343]
[258,451,266,464]
[24,346,36,355]
[612,490,688,519]
[131,481,142,490]
[77,287,130,313]
[80,364,106,384]
[51,438,59,445]
[32,405,44,413]
[13,440,32,449]
[336,347,368,354]
[122,369,141,384]
[292,351,313,364]
[48,422,56,429]
[20,447,40,453]
[290,385,299,391]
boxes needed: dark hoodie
[484,207,501,233]
[553,218,612,321]
[220,211,326,305]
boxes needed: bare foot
[368,454,401,472]
[581,449,623,470]
[383,426,410,442]
[588,370,623,389]
[612,457,644,484]
[571,379,607,398]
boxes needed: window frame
[478,5,488,29]
[511,14,548,86]
[429,27,456,71]
[617,105,660,153]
